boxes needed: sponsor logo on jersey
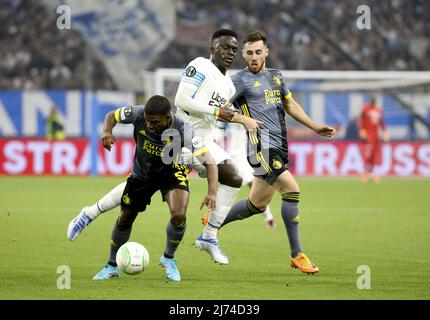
[254,81,261,87]
[209,91,227,107]
[143,140,163,156]
[264,89,282,104]
[139,129,146,136]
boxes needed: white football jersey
[176,57,236,140]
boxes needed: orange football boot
[290,252,319,274]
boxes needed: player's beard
[248,61,264,73]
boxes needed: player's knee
[117,210,138,229]
[281,182,300,194]
[116,215,134,230]
[290,185,300,193]
[248,198,268,212]
[218,163,243,188]
[219,174,242,188]
[230,174,243,188]
[170,210,186,226]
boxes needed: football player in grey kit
[90,95,218,282]
[220,31,336,274]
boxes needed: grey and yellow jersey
[231,68,292,153]
[114,105,207,180]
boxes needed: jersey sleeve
[281,74,292,101]
[179,59,207,93]
[175,58,217,115]
[113,105,145,124]
[230,72,246,103]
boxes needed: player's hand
[219,106,236,121]
[315,125,336,139]
[200,192,216,212]
[242,117,263,131]
[101,132,116,151]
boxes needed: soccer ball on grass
[116,242,150,275]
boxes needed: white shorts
[204,139,232,165]
[225,123,254,185]
[233,158,254,185]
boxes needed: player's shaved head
[212,28,238,45]
[144,95,171,115]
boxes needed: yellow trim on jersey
[257,151,272,173]
[249,131,259,145]
[114,108,121,122]
[284,91,292,100]
[240,103,251,117]
[193,147,208,157]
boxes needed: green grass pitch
[0,176,429,300]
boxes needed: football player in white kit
[174,29,261,265]
[215,121,276,228]
[67,30,260,267]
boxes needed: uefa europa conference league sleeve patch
[185,66,196,77]
[120,106,132,121]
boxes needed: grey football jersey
[231,69,292,153]
[113,105,205,179]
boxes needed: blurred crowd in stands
[155,0,429,71]
[1,0,428,90]
[0,1,115,90]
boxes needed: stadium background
[0,0,429,301]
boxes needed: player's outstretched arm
[101,111,117,151]
[231,113,263,131]
[218,102,262,130]
[284,96,335,139]
[198,151,218,212]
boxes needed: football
[116,242,150,275]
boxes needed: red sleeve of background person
[359,104,385,140]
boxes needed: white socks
[84,182,126,219]
[203,184,240,239]
[261,206,274,221]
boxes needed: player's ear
[265,47,269,58]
